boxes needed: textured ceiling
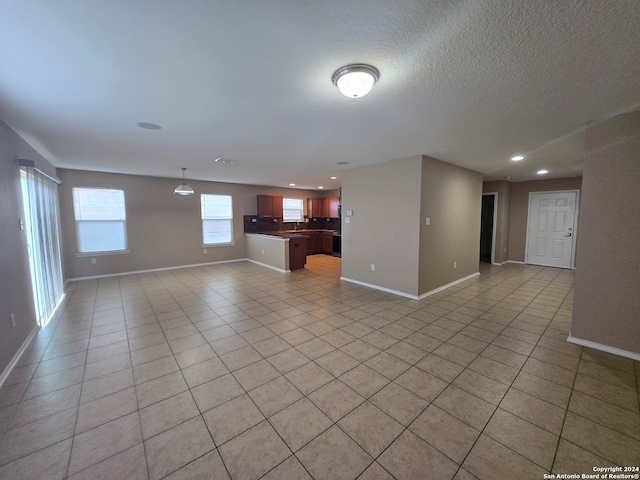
[0,0,638,188]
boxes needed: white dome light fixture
[173,167,195,196]
[332,64,380,98]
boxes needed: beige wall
[246,234,290,271]
[508,177,582,262]
[341,155,482,298]
[341,156,423,296]
[482,180,511,264]
[419,157,483,294]
[571,110,640,356]
[0,120,57,374]
[58,169,321,279]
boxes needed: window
[201,194,233,245]
[283,198,304,221]
[73,187,127,253]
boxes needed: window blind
[201,194,233,244]
[72,187,127,253]
[283,198,303,221]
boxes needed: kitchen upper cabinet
[307,196,340,218]
[328,197,340,218]
[307,197,325,219]
[257,195,283,218]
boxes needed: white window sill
[75,250,130,258]
[202,242,235,248]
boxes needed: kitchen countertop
[257,229,341,237]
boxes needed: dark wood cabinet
[288,236,307,270]
[307,196,340,218]
[257,195,283,218]
[322,232,333,254]
[307,197,324,219]
[328,197,340,218]
[305,231,322,254]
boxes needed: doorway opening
[480,193,497,264]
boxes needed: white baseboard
[66,258,247,282]
[417,272,480,300]
[506,260,526,265]
[340,272,480,301]
[567,334,640,362]
[0,324,40,389]
[340,277,419,300]
[245,259,289,273]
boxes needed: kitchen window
[201,194,233,245]
[283,198,303,221]
[73,187,128,254]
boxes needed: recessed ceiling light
[318,186,324,189]
[337,161,349,165]
[330,176,337,180]
[511,155,524,161]
[289,183,296,187]
[504,176,511,180]
[537,169,548,175]
[136,122,162,130]
[214,157,235,164]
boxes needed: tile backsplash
[244,216,340,234]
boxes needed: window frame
[201,193,235,247]
[72,186,129,256]
[282,197,304,222]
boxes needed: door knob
[564,233,572,237]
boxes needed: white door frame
[525,189,580,269]
[482,192,498,265]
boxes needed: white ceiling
[1,1,639,189]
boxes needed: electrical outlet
[91,258,97,265]
[251,218,257,223]
[425,217,430,225]
[10,313,15,328]
[203,248,207,254]
[453,261,457,269]
[371,264,375,272]
[345,217,350,224]
[261,249,265,254]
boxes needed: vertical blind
[20,167,64,326]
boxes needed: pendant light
[173,167,195,196]
[332,64,380,98]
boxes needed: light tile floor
[0,256,638,479]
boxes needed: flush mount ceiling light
[332,64,380,98]
[511,155,524,161]
[537,169,549,175]
[173,167,195,196]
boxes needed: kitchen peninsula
[245,229,339,272]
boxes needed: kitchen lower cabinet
[322,232,333,254]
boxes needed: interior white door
[526,191,577,268]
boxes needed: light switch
[346,209,353,216]
[425,217,430,225]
